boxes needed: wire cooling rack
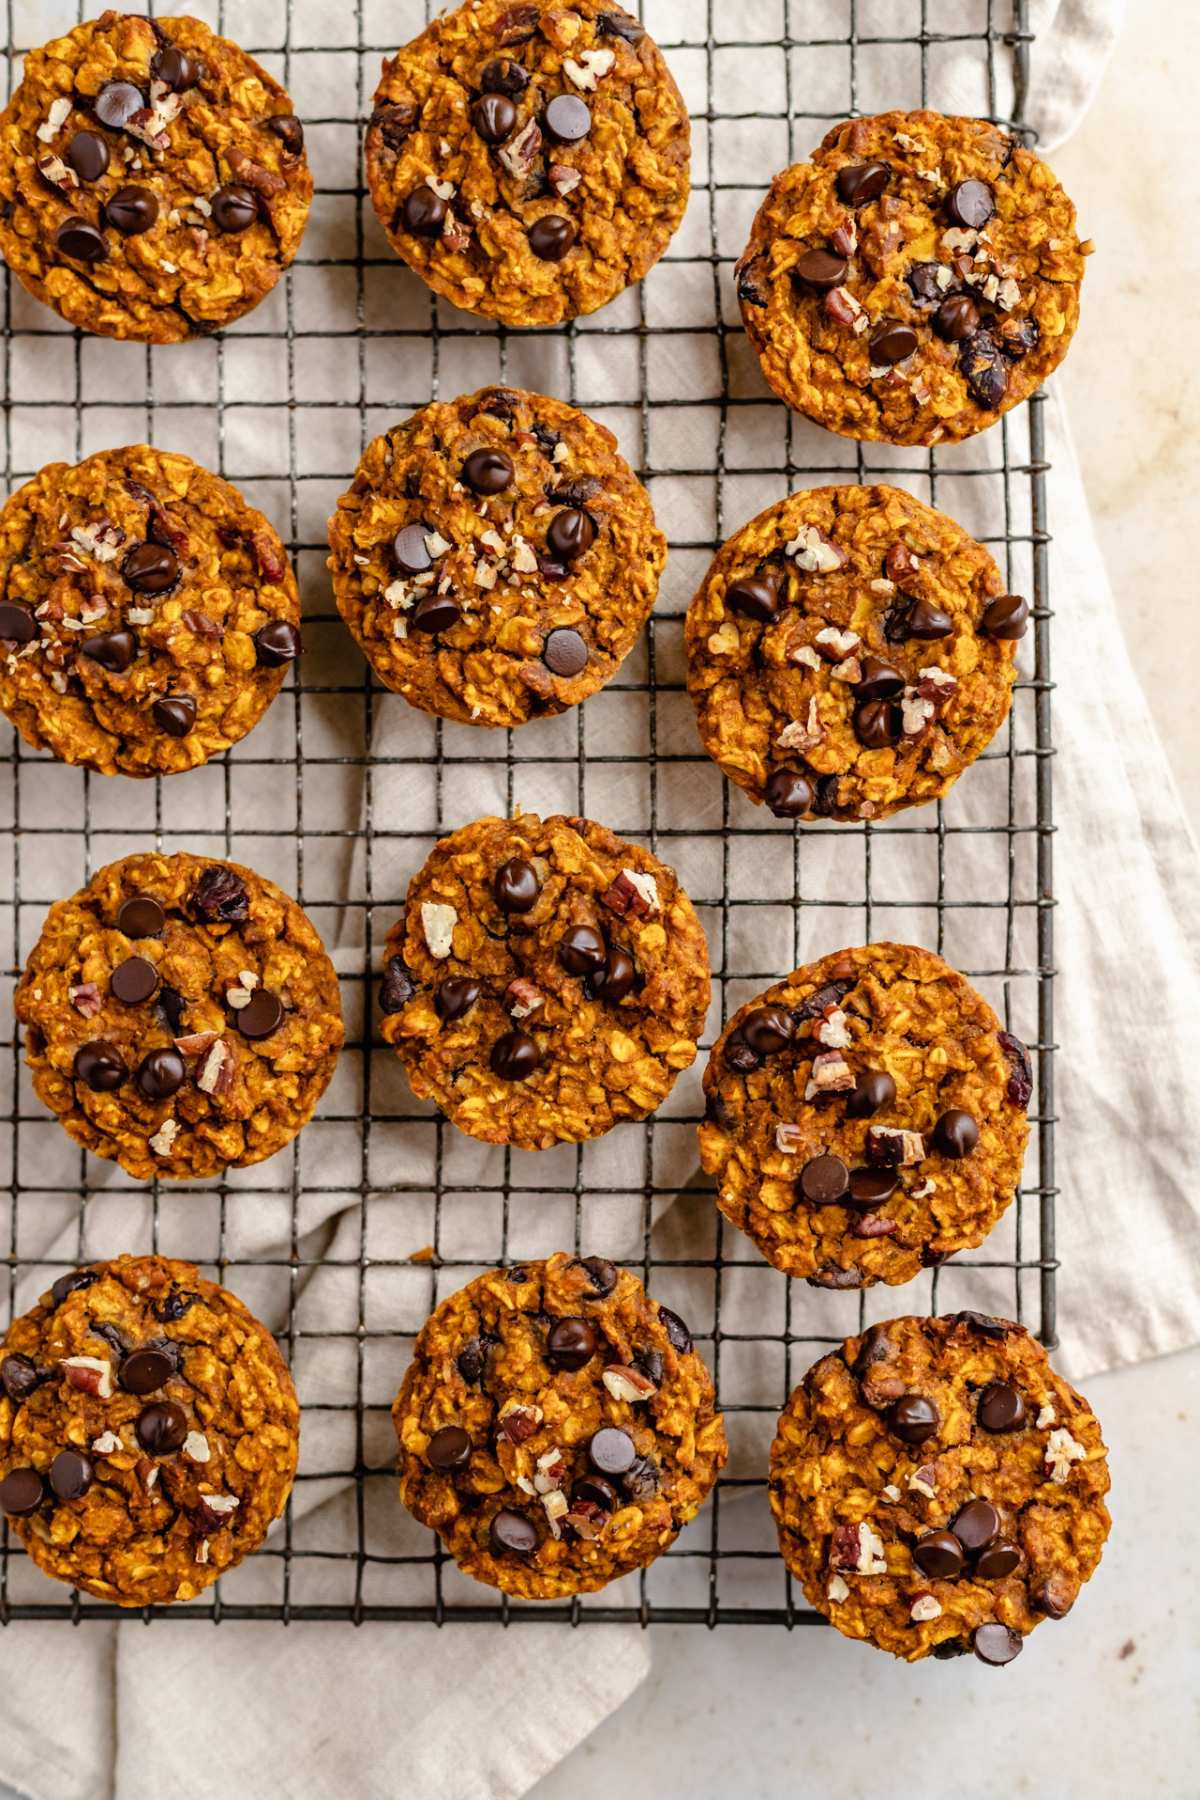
[0,0,1055,1623]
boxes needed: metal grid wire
[0,0,1055,1623]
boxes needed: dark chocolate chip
[799,1153,849,1205]
[544,94,591,143]
[48,1449,92,1501]
[393,523,432,574]
[124,541,179,593]
[855,657,905,701]
[947,179,995,230]
[808,1264,866,1290]
[426,1424,472,1470]
[571,1474,618,1511]
[869,322,919,366]
[493,858,540,913]
[254,620,302,666]
[0,601,36,643]
[741,1005,793,1057]
[978,1381,1026,1434]
[191,865,249,923]
[110,954,159,1005]
[725,574,779,621]
[89,1322,127,1360]
[1,1354,43,1402]
[456,1336,490,1383]
[152,694,197,738]
[854,697,900,748]
[435,977,481,1022]
[907,261,952,306]
[546,507,595,562]
[373,102,419,149]
[589,944,635,1002]
[951,1498,1000,1554]
[151,45,203,91]
[836,160,889,206]
[79,628,136,673]
[268,114,305,156]
[933,294,980,342]
[480,57,530,97]
[588,1426,636,1476]
[724,1030,759,1073]
[952,1311,1012,1339]
[120,1347,176,1395]
[794,979,855,1024]
[528,215,576,261]
[635,1346,664,1386]
[0,1467,44,1515]
[794,248,848,289]
[846,1167,898,1208]
[580,1256,618,1296]
[155,1290,196,1323]
[846,1070,896,1119]
[93,80,144,130]
[211,184,258,233]
[998,1030,1033,1109]
[764,768,815,818]
[933,1109,979,1158]
[560,924,606,976]
[548,1317,597,1371]
[462,448,514,497]
[976,1539,1022,1580]
[889,1394,940,1444]
[972,1621,1023,1666]
[541,626,589,677]
[912,1530,965,1579]
[51,1269,97,1306]
[106,184,159,236]
[56,217,107,262]
[490,1029,540,1081]
[960,329,1009,409]
[135,1046,185,1101]
[489,1508,538,1555]
[598,11,644,41]
[621,1456,658,1500]
[658,1305,692,1353]
[902,598,954,641]
[66,130,109,183]
[135,1400,188,1454]
[981,593,1030,640]
[236,989,284,1039]
[118,894,165,938]
[410,593,461,635]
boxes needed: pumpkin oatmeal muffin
[394,1253,726,1597]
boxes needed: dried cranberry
[190,865,249,924]
[379,956,415,1014]
[998,1030,1034,1109]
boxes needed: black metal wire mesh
[0,0,1054,1623]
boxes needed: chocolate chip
[124,541,179,593]
[846,1167,897,1208]
[66,130,109,182]
[913,1530,965,1579]
[0,1467,44,1515]
[94,80,144,130]
[621,1456,658,1500]
[999,314,1039,359]
[953,1310,1013,1339]
[933,294,980,342]
[211,184,258,233]
[379,957,414,1016]
[254,620,302,666]
[799,1153,849,1205]
[236,989,284,1039]
[544,94,591,143]
[78,628,135,673]
[0,600,34,647]
[978,1381,1026,1433]
[580,1256,618,1296]
[410,593,460,635]
[588,1426,636,1476]
[889,1394,939,1444]
[120,1347,175,1395]
[548,1317,597,1371]
[152,694,197,738]
[998,1030,1033,1109]
[191,865,249,923]
[846,1070,896,1119]
[106,184,158,236]
[481,57,530,97]
[152,45,203,91]
[589,945,635,1002]
[933,1109,978,1158]
[741,1005,793,1057]
[56,216,107,262]
[560,925,606,976]
[854,698,900,748]
[110,954,159,1005]
[373,102,419,149]
[869,322,919,366]
[572,1474,618,1511]
[51,1269,97,1306]
[836,161,889,206]
[490,1029,540,1081]
[547,508,595,562]
[972,1621,1023,1666]
[435,977,480,1021]
[976,1539,1021,1580]
[658,1305,692,1354]
[764,768,815,818]
[48,1449,92,1501]
[907,261,951,306]
[947,179,995,230]
[493,858,540,913]
[726,574,779,621]
[904,599,955,641]
[267,115,305,156]
[724,1030,758,1073]
[489,1508,538,1555]
[528,215,576,261]
[462,447,513,494]
[456,1336,490,1383]
[951,1498,1000,1554]
[393,523,432,574]
[426,1424,471,1470]
[135,1400,188,1454]
[1,1355,43,1402]
[117,894,165,938]
[856,657,905,702]
[542,627,589,676]
[598,11,644,40]
[981,593,1030,640]
[136,1046,185,1101]
[794,248,848,289]
[960,329,1009,409]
